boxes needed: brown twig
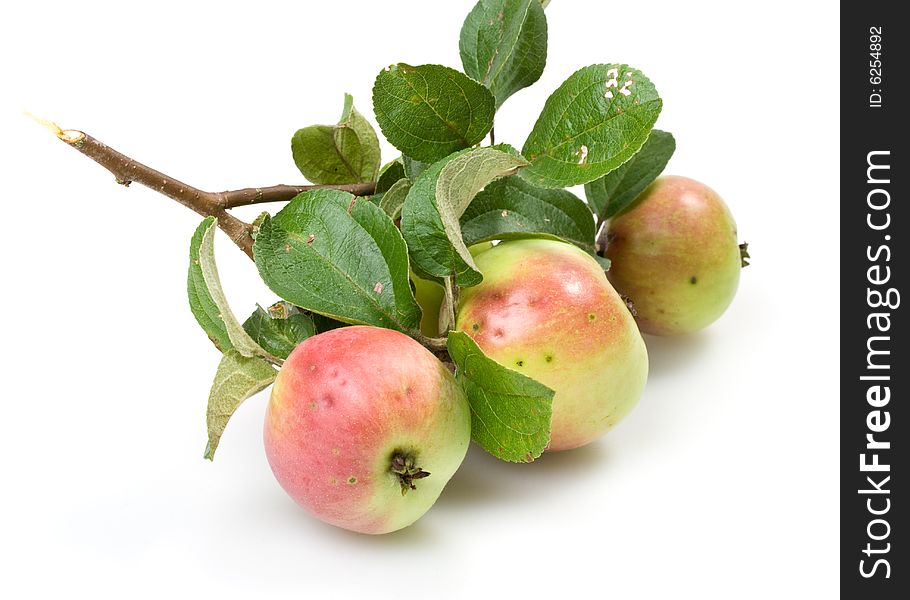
[53,129,255,258]
[220,182,375,208]
[46,123,377,259]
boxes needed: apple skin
[410,273,445,337]
[456,239,648,451]
[411,242,494,337]
[604,176,741,336]
[264,326,470,534]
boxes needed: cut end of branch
[59,129,86,144]
[24,112,86,144]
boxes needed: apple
[264,326,470,534]
[603,175,742,336]
[410,273,445,337]
[456,239,648,451]
[411,242,494,337]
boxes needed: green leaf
[253,189,422,332]
[375,159,405,193]
[372,63,495,163]
[204,350,277,460]
[312,313,348,333]
[292,93,381,185]
[401,147,527,287]
[188,217,232,352]
[521,64,662,188]
[447,332,553,462]
[242,302,315,360]
[593,254,612,271]
[188,217,281,364]
[402,155,430,181]
[459,0,548,108]
[250,211,270,241]
[584,129,676,220]
[378,178,411,221]
[461,175,595,252]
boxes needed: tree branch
[55,128,255,258]
[49,125,377,259]
[220,182,375,208]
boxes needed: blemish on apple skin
[544,354,554,363]
[690,276,698,284]
[471,323,481,332]
[332,448,340,456]
[347,476,358,485]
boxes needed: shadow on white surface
[438,441,611,510]
[642,330,714,380]
[254,481,445,547]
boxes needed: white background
[0,1,839,597]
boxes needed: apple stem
[390,452,431,495]
[594,222,612,256]
[442,276,458,333]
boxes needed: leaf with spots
[521,64,662,188]
[204,350,277,461]
[401,147,527,287]
[372,63,495,163]
[584,129,675,221]
[460,0,548,108]
[253,189,422,333]
[461,175,595,252]
[447,331,553,462]
[292,93,382,185]
[242,302,316,360]
[188,217,282,364]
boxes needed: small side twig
[220,182,375,208]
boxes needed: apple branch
[220,182,375,208]
[46,124,376,259]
